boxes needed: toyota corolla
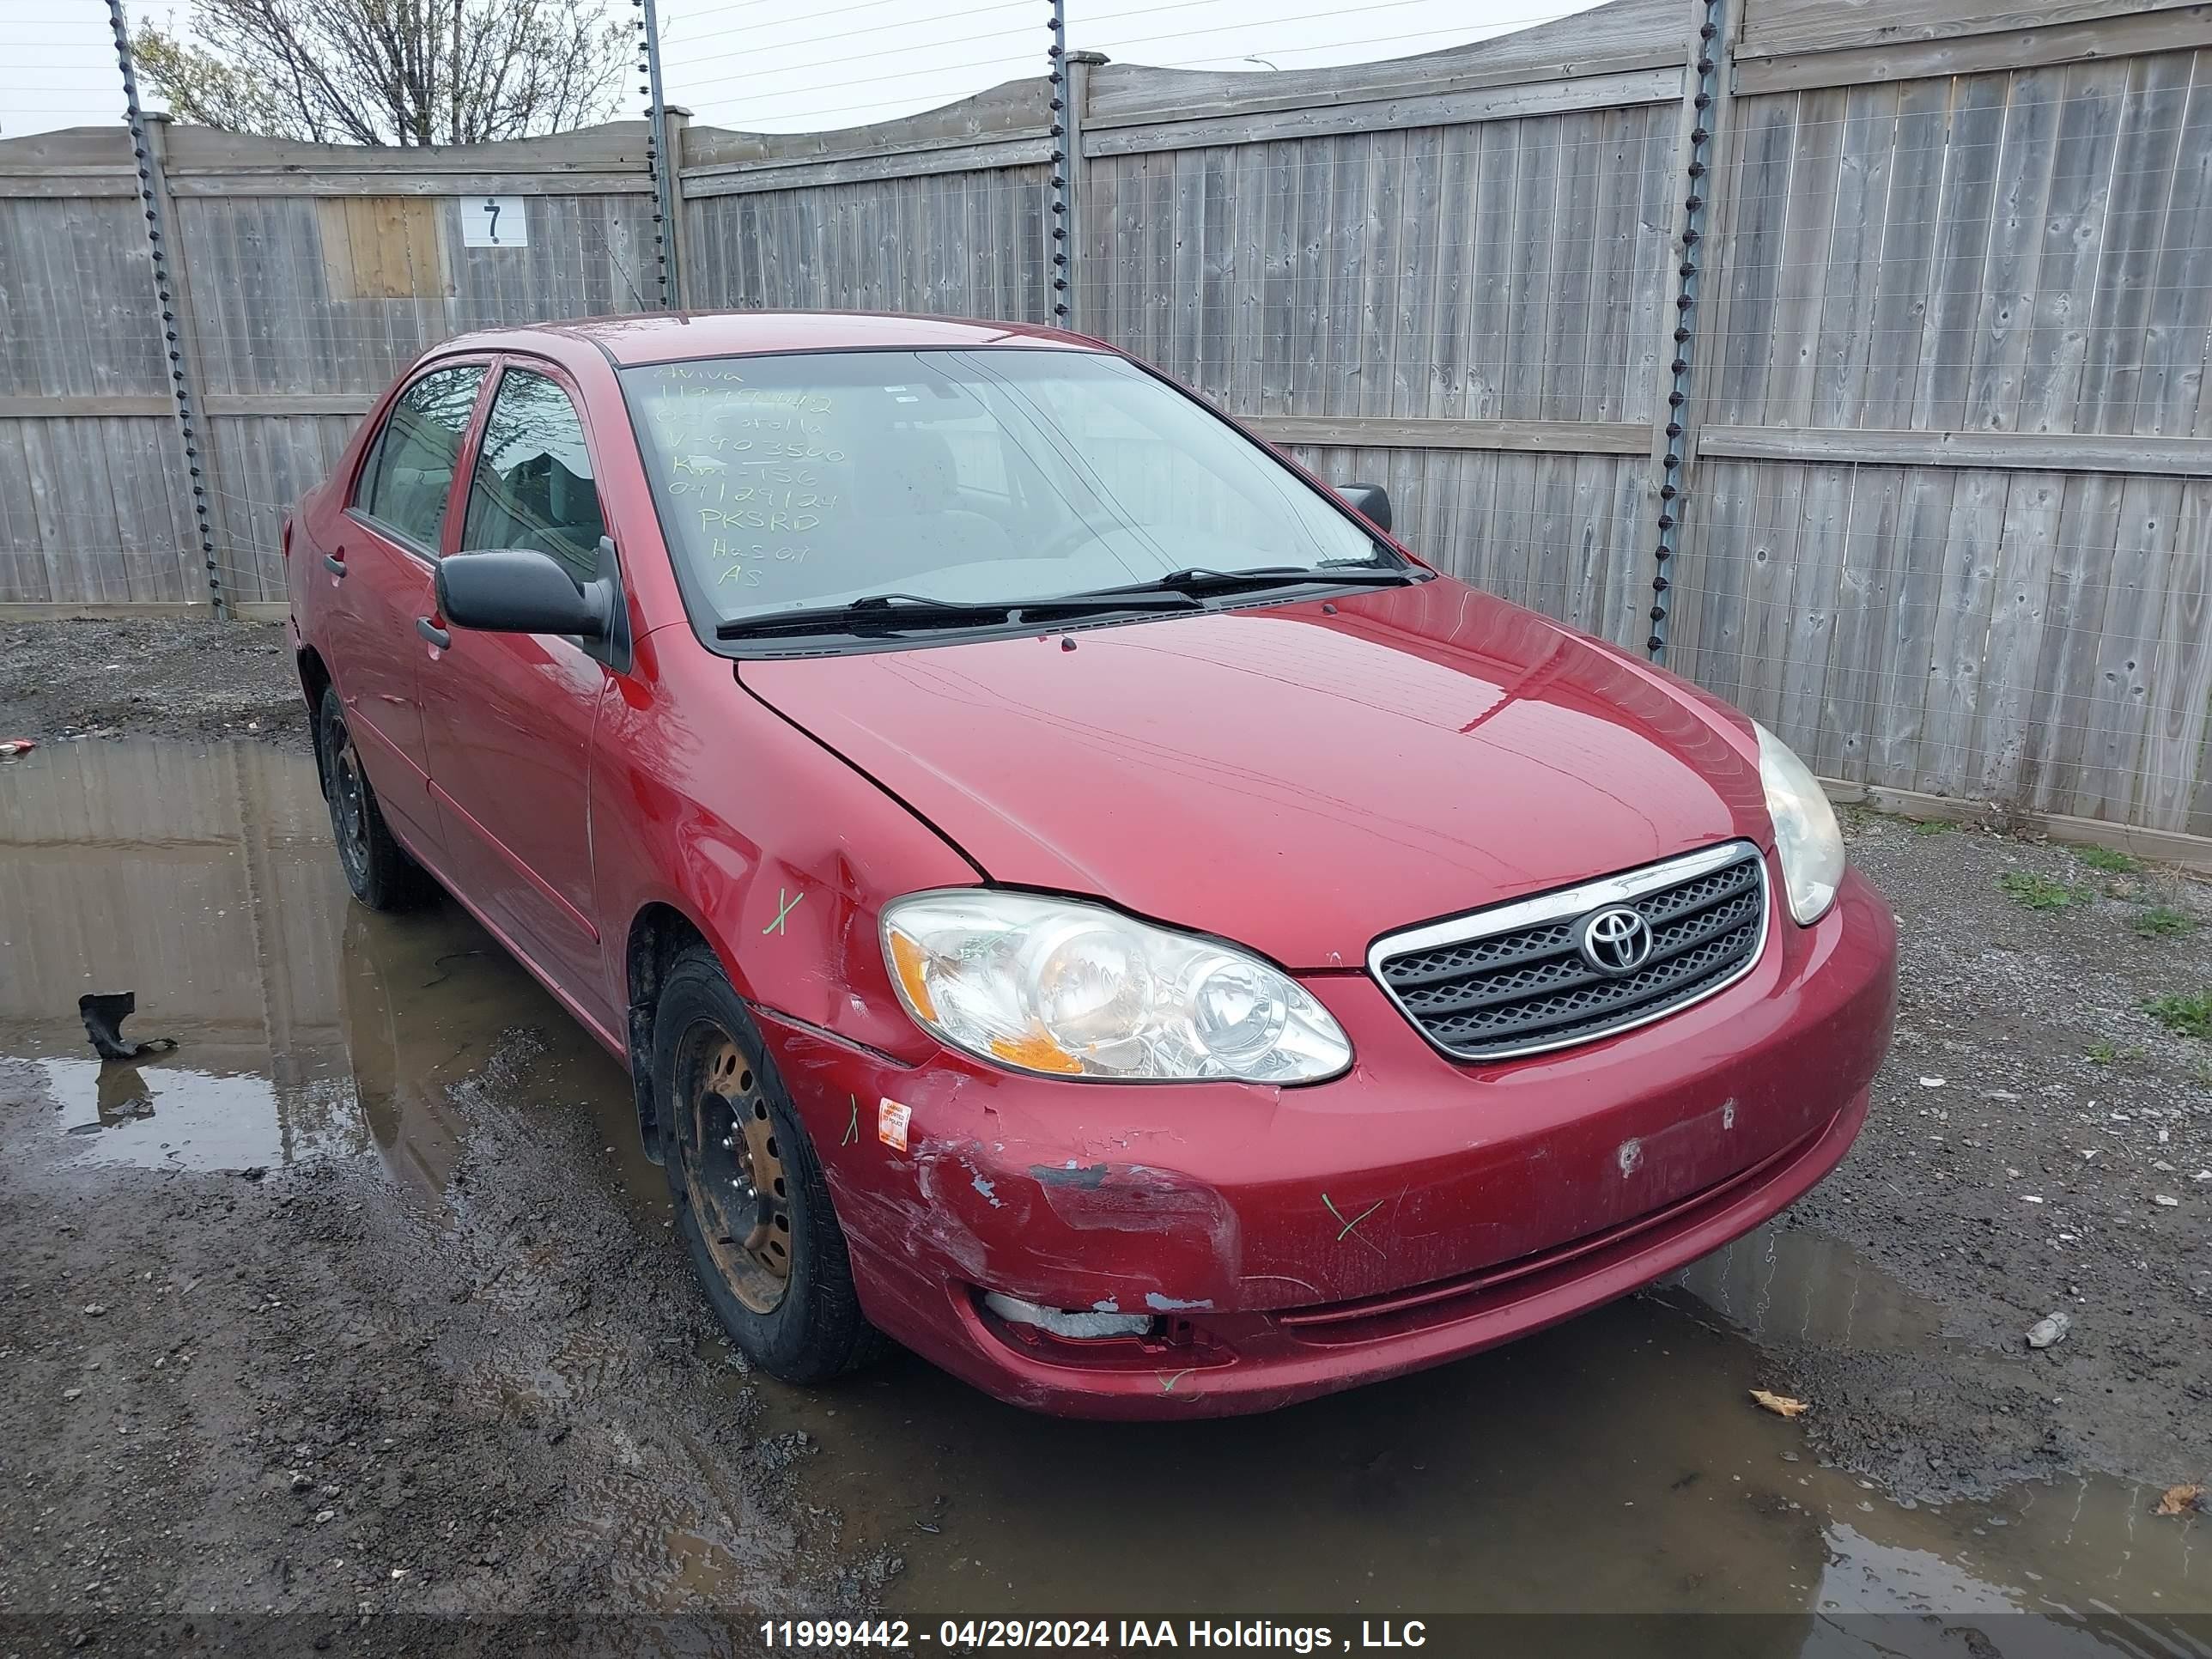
[285,312,1896,1419]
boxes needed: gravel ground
[0,1034,894,1657]
[0,618,306,748]
[1777,808,2210,1501]
[0,616,2207,1642]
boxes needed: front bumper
[755,860,1896,1418]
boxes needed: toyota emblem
[1578,906,1653,975]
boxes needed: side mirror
[437,548,611,640]
[1336,482,1392,534]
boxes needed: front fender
[592,626,981,1066]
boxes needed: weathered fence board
[0,163,198,604]
[1739,0,2203,58]
[1696,425,2212,474]
[1678,27,2212,835]
[115,138,664,600]
[684,167,1048,321]
[1737,4,2212,93]
[0,415,196,604]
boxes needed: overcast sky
[0,0,1595,139]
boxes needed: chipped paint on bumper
[752,862,1895,1419]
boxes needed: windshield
[618,348,1396,628]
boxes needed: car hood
[738,580,1771,969]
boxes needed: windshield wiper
[1068,562,1426,603]
[714,588,1199,641]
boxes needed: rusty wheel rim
[678,1024,792,1315]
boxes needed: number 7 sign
[459,195,529,248]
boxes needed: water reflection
[1,738,359,1169]
[0,738,620,1193]
[40,1054,367,1170]
[1672,1224,1944,1352]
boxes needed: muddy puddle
[2,738,2203,1646]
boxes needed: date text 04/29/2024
[757,1621,1431,1651]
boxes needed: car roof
[434,310,1108,368]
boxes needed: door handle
[323,552,346,576]
[416,617,451,649]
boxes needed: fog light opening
[981,1291,1154,1340]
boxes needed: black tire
[315,685,431,912]
[654,943,883,1383]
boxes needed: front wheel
[315,685,429,911]
[654,945,882,1382]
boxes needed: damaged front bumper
[753,864,1896,1419]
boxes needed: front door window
[459,368,608,584]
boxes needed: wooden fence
[0,119,661,609]
[3,0,2209,841]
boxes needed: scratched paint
[1029,1161,1109,1188]
[1031,1163,1241,1266]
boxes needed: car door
[327,360,492,853]
[416,359,617,1025]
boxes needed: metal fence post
[637,0,682,308]
[1045,0,1073,327]
[1644,0,1733,664]
[108,7,228,617]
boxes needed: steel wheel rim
[325,712,371,884]
[678,1022,792,1315]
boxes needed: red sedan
[285,313,1895,1418]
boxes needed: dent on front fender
[590,638,982,1062]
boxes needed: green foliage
[1996,871,2082,911]
[2134,907,2197,939]
[2144,990,2212,1040]
[2075,845,2143,873]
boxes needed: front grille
[1370,842,1768,1061]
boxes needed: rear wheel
[315,685,429,911]
[655,945,881,1382]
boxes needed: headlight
[1755,722,1844,923]
[882,891,1352,1083]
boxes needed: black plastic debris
[78,992,179,1062]
[95,1063,155,1121]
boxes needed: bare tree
[131,0,629,146]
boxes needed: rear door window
[351,364,489,553]
[459,368,608,586]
